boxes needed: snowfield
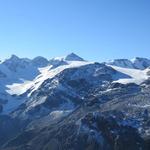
[6,61,92,97]
[1,54,150,115]
[109,65,150,84]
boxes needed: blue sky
[0,0,150,62]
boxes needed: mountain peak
[9,54,20,61]
[107,57,150,70]
[32,56,49,67]
[131,57,150,62]
[107,59,133,69]
[64,53,84,61]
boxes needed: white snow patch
[109,65,150,84]
[26,96,47,111]
[49,110,71,119]
[132,104,150,108]
[6,61,92,96]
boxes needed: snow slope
[6,61,92,97]
[0,54,90,114]
[109,65,150,84]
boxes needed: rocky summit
[0,53,150,150]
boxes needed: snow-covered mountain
[0,54,150,114]
[64,52,85,61]
[0,53,90,114]
[31,56,49,67]
[107,57,150,70]
[1,53,150,150]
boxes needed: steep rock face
[13,63,130,120]
[2,112,145,150]
[7,81,149,150]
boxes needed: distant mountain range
[0,53,150,150]
[107,57,150,70]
